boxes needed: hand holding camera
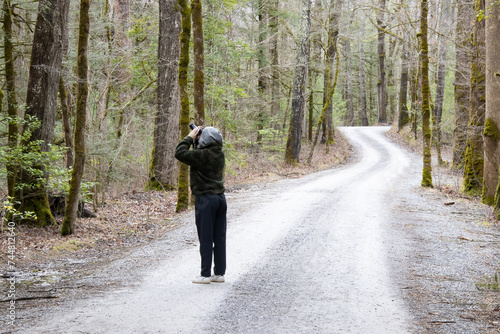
[188,123,203,148]
[188,123,203,138]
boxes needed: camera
[189,123,203,147]
[189,123,203,135]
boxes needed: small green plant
[476,271,500,290]
[2,197,37,224]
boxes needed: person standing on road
[175,125,227,284]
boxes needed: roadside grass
[476,271,500,291]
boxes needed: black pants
[195,193,227,277]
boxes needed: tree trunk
[322,0,343,144]
[176,0,191,212]
[433,0,451,165]
[256,0,268,144]
[344,37,354,126]
[484,0,500,206]
[308,0,322,141]
[61,0,90,236]
[463,0,486,198]
[148,0,181,191]
[420,0,433,188]
[308,72,314,142]
[113,0,132,141]
[3,0,18,198]
[15,0,69,226]
[376,0,387,124]
[452,1,473,169]
[308,52,340,164]
[112,0,131,83]
[269,0,280,128]
[359,23,368,127]
[192,0,205,126]
[284,0,311,164]
[411,66,420,140]
[398,34,409,130]
[59,78,74,168]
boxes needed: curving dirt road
[15,127,499,333]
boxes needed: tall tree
[359,22,368,127]
[451,0,473,168]
[61,0,90,236]
[148,0,181,191]
[192,0,205,126]
[59,78,74,168]
[398,33,410,130]
[344,31,354,125]
[59,1,73,169]
[176,0,191,211]
[484,0,500,206]
[3,0,18,197]
[420,0,433,188]
[113,0,132,140]
[322,0,343,144]
[14,0,70,225]
[432,0,452,165]
[269,0,280,128]
[308,0,322,141]
[376,0,387,123]
[463,0,486,197]
[285,0,311,164]
[256,0,268,143]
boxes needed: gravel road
[10,126,500,333]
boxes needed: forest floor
[1,126,499,333]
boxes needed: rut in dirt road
[26,126,415,333]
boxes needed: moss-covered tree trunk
[176,0,191,212]
[15,0,69,226]
[285,0,311,164]
[3,0,18,198]
[463,0,486,197]
[148,0,181,191]
[420,0,433,188]
[484,0,500,206]
[308,51,340,164]
[322,0,342,144]
[192,0,205,126]
[452,1,473,169]
[61,0,89,236]
[376,0,387,124]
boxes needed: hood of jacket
[198,126,223,148]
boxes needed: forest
[0,0,499,235]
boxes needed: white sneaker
[211,275,225,283]
[192,276,211,284]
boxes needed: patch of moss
[484,118,500,139]
[53,239,84,252]
[421,167,434,188]
[476,272,499,291]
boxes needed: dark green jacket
[175,136,225,196]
